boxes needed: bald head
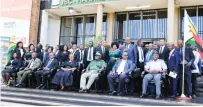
[177,40,183,48]
[168,42,175,51]
[125,37,131,44]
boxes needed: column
[167,0,179,44]
[107,13,115,44]
[96,4,104,37]
[39,10,49,47]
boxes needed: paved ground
[1,85,203,106]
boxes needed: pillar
[167,0,179,44]
[107,13,115,44]
[96,4,104,37]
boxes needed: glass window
[157,10,167,39]
[61,17,72,36]
[142,11,156,39]
[198,7,203,37]
[116,13,127,40]
[85,16,95,36]
[102,15,107,37]
[128,12,141,39]
[60,36,75,45]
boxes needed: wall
[47,17,60,48]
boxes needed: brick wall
[29,0,40,46]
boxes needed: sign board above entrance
[52,0,119,8]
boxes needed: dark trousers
[169,76,178,96]
[107,73,129,93]
[136,62,144,93]
[35,70,51,86]
[192,73,198,95]
[180,65,192,96]
[73,63,83,88]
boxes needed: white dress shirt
[145,59,167,71]
[116,59,127,74]
[192,51,201,73]
[87,47,94,61]
[169,49,175,60]
[138,46,144,63]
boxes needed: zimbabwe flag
[184,10,203,60]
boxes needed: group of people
[2,37,202,100]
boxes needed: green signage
[52,0,119,8]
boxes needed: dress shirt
[138,46,144,62]
[169,49,175,60]
[145,59,167,71]
[87,47,94,61]
[116,59,127,74]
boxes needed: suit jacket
[27,58,41,71]
[112,59,135,74]
[137,46,146,64]
[54,50,60,61]
[73,50,80,62]
[13,48,26,59]
[179,46,195,70]
[83,47,96,64]
[144,50,154,64]
[6,59,22,70]
[124,44,137,65]
[159,45,169,62]
[44,58,59,70]
[168,49,180,73]
[95,46,109,62]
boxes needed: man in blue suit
[107,52,135,96]
[123,37,137,65]
[167,42,180,98]
[177,40,195,98]
[35,52,58,89]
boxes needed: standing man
[96,40,109,63]
[145,43,154,64]
[71,43,80,62]
[123,37,137,65]
[136,40,145,72]
[159,39,169,63]
[177,40,195,98]
[16,52,41,87]
[83,41,96,68]
[167,43,180,98]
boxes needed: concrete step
[1,86,203,106]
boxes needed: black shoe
[129,90,134,95]
[36,84,43,89]
[40,85,45,89]
[169,95,176,98]
[117,92,124,96]
[109,91,117,95]
[140,94,147,98]
[156,95,161,99]
[192,94,197,99]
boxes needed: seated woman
[52,54,78,91]
[24,44,35,64]
[106,42,121,74]
[2,52,22,85]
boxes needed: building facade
[39,0,203,47]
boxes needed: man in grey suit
[140,52,167,99]
[108,52,135,96]
[16,52,41,87]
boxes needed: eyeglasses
[123,54,128,56]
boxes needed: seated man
[16,52,41,87]
[107,52,134,96]
[35,52,58,89]
[79,52,106,93]
[140,52,167,99]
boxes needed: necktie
[159,47,162,54]
[46,60,52,68]
[140,48,144,61]
[88,48,92,60]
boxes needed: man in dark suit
[71,43,80,62]
[83,41,96,68]
[35,52,58,89]
[168,42,180,98]
[158,39,170,96]
[96,40,109,63]
[177,40,195,98]
[159,39,169,63]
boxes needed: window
[198,7,203,37]
[128,12,141,39]
[157,10,167,39]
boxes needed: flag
[184,10,203,60]
[6,42,16,65]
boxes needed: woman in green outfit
[106,42,121,73]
